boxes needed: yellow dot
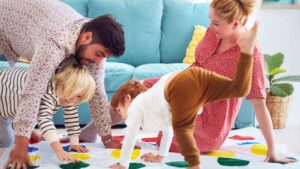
[69,153,90,160]
[29,155,40,161]
[110,149,140,160]
[251,144,268,156]
[207,151,236,158]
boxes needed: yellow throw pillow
[18,56,31,64]
[183,25,206,64]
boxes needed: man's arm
[13,44,63,138]
[5,41,65,168]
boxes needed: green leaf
[271,83,294,97]
[264,60,270,75]
[272,75,300,83]
[269,68,286,76]
[264,53,284,72]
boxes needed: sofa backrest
[88,0,163,67]
[160,0,210,63]
[61,0,210,66]
[62,0,89,17]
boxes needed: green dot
[59,161,90,169]
[165,161,189,168]
[129,162,146,169]
[217,157,249,166]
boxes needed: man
[0,0,125,168]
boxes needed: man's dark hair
[81,14,125,57]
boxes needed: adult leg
[0,117,14,148]
[61,105,124,143]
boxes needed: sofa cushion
[61,0,89,17]
[88,0,163,67]
[53,103,92,125]
[160,0,210,63]
[105,62,135,92]
[0,61,29,69]
[132,63,189,80]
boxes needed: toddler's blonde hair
[53,58,96,105]
[211,0,261,25]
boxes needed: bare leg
[237,21,259,55]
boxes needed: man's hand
[141,152,163,163]
[101,135,122,149]
[4,136,36,169]
[68,145,89,153]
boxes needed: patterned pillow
[182,25,206,64]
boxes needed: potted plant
[264,52,300,129]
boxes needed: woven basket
[266,93,290,129]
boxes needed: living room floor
[1,121,299,158]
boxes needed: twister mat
[0,127,299,169]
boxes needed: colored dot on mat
[29,139,39,144]
[165,161,188,168]
[238,142,259,145]
[69,153,90,160]
[229,135,255,140]
[141,137,157,142]
[110,149,140,160]
[29,155,40,161]
[129,162,146,169]
[207,151,236,158]
[28,146,39,153]
[250,144,268,156]
[217,157,250,166]
[59,161,89,169]
[63,145,87,152]
[7,164,39,169]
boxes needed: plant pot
[266,93,290,129]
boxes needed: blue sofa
[0,0,255,128]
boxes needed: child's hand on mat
[141,152,163,163]
[56,150,79,163]
[68,145,89,153]
[187,165,200,169]
[109,163,126,169]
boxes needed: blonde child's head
[211,0,261,25]
[53,58,96,105]
[111,80,147,116]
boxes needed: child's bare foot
[237,21,259,55]
[31,130,44,141]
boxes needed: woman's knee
[0,134,14,148]
[0,117,14,148]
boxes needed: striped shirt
[0,0,111,138]
[0,68,80,145]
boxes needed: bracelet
[103,138,112,145]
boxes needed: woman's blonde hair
[211,0,261,25]
[53,58,96,105]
